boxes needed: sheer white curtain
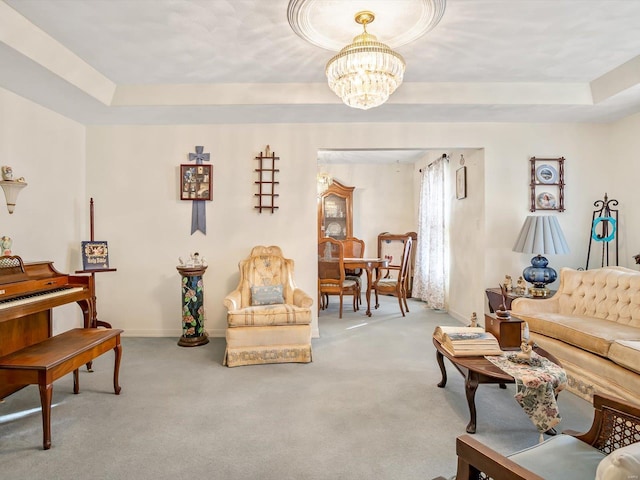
[413,157,446,309]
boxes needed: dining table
[343,257,388,316]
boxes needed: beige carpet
[0,296,594,479]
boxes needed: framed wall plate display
[456,166,467,199]
[529,157,564,212]
[180,164,212,201]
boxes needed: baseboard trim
[119,327,319,338]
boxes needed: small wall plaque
[180,164,212,201]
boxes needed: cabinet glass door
[318,180,354,240]
[323,194,347,240]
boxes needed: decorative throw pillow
[251,284,284,306]
[596,442,640,480]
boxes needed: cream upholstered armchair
[223,246,313,367]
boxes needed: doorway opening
[316,147,485,325]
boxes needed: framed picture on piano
[81,241,109,270]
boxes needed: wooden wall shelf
[254,146,279,213]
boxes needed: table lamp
[512,215,569,297]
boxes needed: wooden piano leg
[38,383,53,450]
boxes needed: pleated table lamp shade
[513,215,569,297]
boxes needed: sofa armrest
[454,435,545,480]
[224,290,242,311]
[511,296,558,314]
[293,288,313,308]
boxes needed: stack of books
[433,326,503,357]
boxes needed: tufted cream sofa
[512,266,640,403]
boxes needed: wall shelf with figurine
[529,157,564,212]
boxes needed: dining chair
[372,235,413,316]
[342,236,365,309]
[377,232,417,297]
[318,237,359,318]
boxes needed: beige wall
[448,149,485,321]
[84,122,613,338]
[0,87,86,333]
[2,84,631,339]
[609,111,640,266]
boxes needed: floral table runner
[486,351,567,437]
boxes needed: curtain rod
[419,153,449,173]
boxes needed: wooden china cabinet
[318,180,354,240]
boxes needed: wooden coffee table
[432,336,562,434]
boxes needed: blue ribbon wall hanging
[188,146,210,235]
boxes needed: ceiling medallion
[325,11,406,110]
[287,0,446,51]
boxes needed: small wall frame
[456,166,467,199]
[180,164,212,201]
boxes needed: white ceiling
[2,0,640,125]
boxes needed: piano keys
[0,256,93,399]
[0,286,85,310]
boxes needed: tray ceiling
[2,0,640,124]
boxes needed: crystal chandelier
[326,11,406,110]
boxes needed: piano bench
[0,327,123,450]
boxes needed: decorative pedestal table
[176,265,209,347]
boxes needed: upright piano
[0,255,93,399]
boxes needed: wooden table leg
[38,383,53,450]
[436,350,448,388]
[465,372,479,434]
[364,267,373,317]
[113,340,122,395]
